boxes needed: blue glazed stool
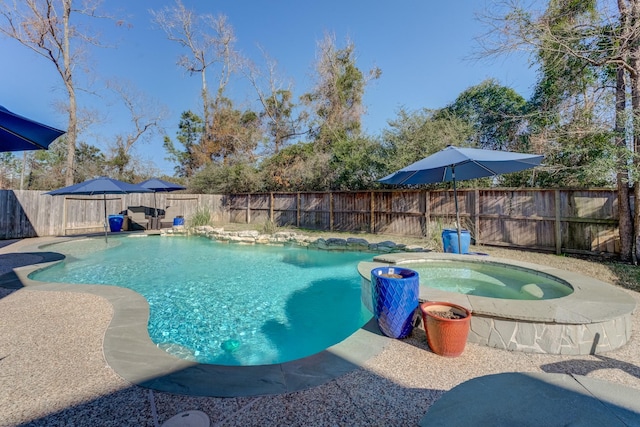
[370,266,419,339]
[441,229,471,254]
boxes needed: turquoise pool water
[30,236,373,366]
[405,260,573,300]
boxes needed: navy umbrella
[138,178,186,218]
[379,146,543,253]
[0,105,65,151]
[46,177,152,242]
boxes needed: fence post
[474,189,480,245]
[329,192,334,231]
[555,190,562,254]
[246,194,251,224]
[62,196,67,236]
[269,192,274,222]
[370,191,375,233]
[424,190,429,237]
[296,192,301,227]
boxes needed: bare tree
[0,0,107,185]
[150,0,240,127]
[244,49,308,155]
[303,33,381,150]
[0,153,20,189]
[105,80,167,178]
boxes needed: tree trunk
[202,71,209,128]
[616,65,634,262]
[65,91,77,186]
[629,0,640,262]
[63,0,76,186]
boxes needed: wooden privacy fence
[0,190,227,239]
[0,189,620,256]
[228,189,621,256]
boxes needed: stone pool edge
[7,235,391,398]
[358,252,637,355]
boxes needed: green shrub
[189,207,212,227]
[424,219,456,252]
[261,218,279,234]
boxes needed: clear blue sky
[0,0,537,175]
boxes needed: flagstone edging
[160,225,430,253]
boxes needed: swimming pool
[30,236,373,366]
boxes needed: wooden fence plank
[555,190,562,254]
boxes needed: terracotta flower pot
[420,301,471,357]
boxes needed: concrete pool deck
[1,235,640,426]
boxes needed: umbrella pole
[103,193,108,243]
[452,168,462,254]
[153,192,158,218]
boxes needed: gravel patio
[0,236,639,426]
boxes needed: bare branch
[106,79,168,154]
[243,47,308,154]
[150,0,241,126]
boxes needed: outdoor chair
[127,206,150,230]
[160,206,182,228]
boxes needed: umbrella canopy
[138,178,186,217]
[47,176,154,196]
[46,177,152,242]
[379,146,544,253]
[0,105,66,152]
[138,178,186,192]
[378,146,544,186]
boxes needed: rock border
[161,225,430,254]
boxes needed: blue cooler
[108,214,124,232]
[173,216,185,226]
[370,266,419,339]
[442,229,471,254]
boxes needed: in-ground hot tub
[358,252,636,355]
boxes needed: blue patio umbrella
[46,177,152,242]
[379,146,543,253]
[138,178,186,217]
[0,105,65,151]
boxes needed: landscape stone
[346,237,369,247]
[163,226,429,255]
[326,238,347,246]
[377,241,397,248]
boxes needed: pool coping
[358,252,637,355]
[5,235,391,397]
